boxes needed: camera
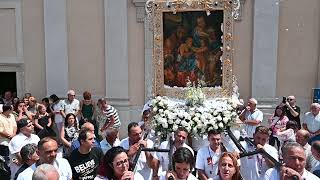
[282,97,287,104]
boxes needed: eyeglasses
[113,159,129,167]
[288,99,294,101]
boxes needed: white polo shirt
[195,146,221,179]
[304,112,320,133]
[17,158,73,180]
[154,141,194,176]
[9,132,40,179]
[9,133,40,155]
[120,137,154,180]
[242,108,263,137]
[63,99,80,115]
[264,168,320,180]
[240,141,278,180]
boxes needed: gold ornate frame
[146,0,236,99]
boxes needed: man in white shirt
[196,130,223,180]
[303,103,320,137]
[153,127,194,178]
[120,122,154,180]
[62,90,80,119]
[17,137,72,180]
[100,127,120,154]
[240,126,278,180]
[264,142,320,180]
[9,119,40,179]
[239,98,263,137]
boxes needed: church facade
[0,0,319,136]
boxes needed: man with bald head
[71,122,100,151]
[32,164,60,180]
[239,98,263,137]
[264,142,320,179]
[283,95,301,129]
[296,129,318,170]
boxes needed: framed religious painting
[146,0,239,99]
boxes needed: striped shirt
[96,105,121,129]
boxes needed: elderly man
[14,143,39,180]
[154,127,193,178]
[9,119,40,179]
[264,142,320,179]
[17,137,72,180]
[62,90,80,119]
[303,103,320,137]
[295,129,318,171]
[240,126,278,180]
[239,98,264,137]
[69,129,103,180]
[283,95,301,129]
[32,164,60,180]
[196,130,222,180]
[120,122,154,180]
[100,127,120,154]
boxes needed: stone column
[104,0,131,138]
[104,0,129,105]
[251,0,280,119]
[43,0,69,97]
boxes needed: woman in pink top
[268,105,289,150]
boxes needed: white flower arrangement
[151,95,238,140]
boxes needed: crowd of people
[1,90,320,180]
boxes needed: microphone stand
[167,134,174,180]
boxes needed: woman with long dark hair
[268,105,289,149]
[60,113,79,157]
[95,146,142,180]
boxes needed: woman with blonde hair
[215,152,241,180]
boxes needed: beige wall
[22,0,46,98]
[0,8,16,57]
[277,0,320,113]
[67,0,105,98]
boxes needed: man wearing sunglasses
[283,95,301,129]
